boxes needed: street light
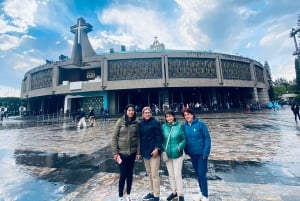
[289,20,300,89]
[289,27,300,37]
[290,27,300,55]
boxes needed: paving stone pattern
[0,106,300,201]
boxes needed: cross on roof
[70,18,92,44]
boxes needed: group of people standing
[76,107,96,128]
[111,104,211,201]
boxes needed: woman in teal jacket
[161,110,186,201]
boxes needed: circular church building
[21,18,270,115]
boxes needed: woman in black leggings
[111,104,141,201]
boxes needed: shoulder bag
[161,127,174,162]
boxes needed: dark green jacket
[161,120,186,159]
[111,116,140,155]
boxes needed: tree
[273,78,289,86]
[273,85,287,100]
[294,95,300,103]
[264,61,275,100]
[268,85,275,101]
[0,97,22,115]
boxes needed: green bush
[294,95,300,104]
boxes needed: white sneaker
[201,196,209,201]
[119,197,125,201]
[193,193,202,201]
[126,195,132,201]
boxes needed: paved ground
[0,106,300,201]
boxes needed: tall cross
[71,18,89,44]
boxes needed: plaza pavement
[1,106,300,201]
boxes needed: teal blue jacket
[183,117,211,158]
[161,120,186,159]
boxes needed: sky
[0,0,299,97]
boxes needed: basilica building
[21,18,270,115]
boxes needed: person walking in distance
[104,108,109,121]
[88,107,95,127]
[161,110,186,201]
[182,107,211,201]
[291,103,300,124]
[111,104,141,201]
[77,108,86,129]
[139,106,163,201]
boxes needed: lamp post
[290,27,300,57]
[290,18,300,89]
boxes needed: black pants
[294,112,300,122]
[119,153,136,197]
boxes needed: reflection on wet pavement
[1,106,300,200]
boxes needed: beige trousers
[165,156,184,196]
[144,156,161,197]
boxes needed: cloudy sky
[0,0,299,97]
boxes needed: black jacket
[79,110,86,118]
[88,109,95,117]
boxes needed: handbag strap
[165,126,174,151]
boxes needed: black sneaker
[166,193,177,201]
[178,196,184,201]
[143,193,154,200]
[153,197,160,201]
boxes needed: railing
[21,112,73,125]
[37,113,70,122]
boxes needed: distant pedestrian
[100,106,104,118]
[59,108,64,116]
[182,107,211,201]
[71,109,79,122]
[154,104,160,115]
[0,108,4,121]
[291,103,300,124]
[88,107,95,127]
[111,104,141,201]
[246,104,251,112]
[77,108,86,128]
[104,108,109,121]
[4,111,8,118]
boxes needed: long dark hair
[124,104,136,126]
